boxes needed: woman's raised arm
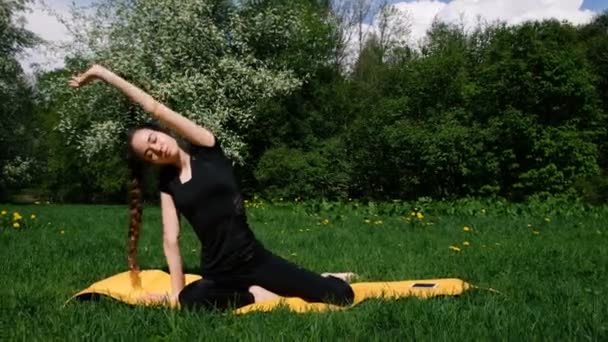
[69,64,215,147]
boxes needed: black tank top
[159,140,264,277]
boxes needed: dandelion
[449,245,461,252]
[322,219,330,225]
[463,226,471,232]
[364,219,371,224]
[60,230,65,235]
[30,214,36,220]
[374,220,383,225]
[410,212,416,217]
[13,212,22,221]
[13,222,20,229]
[463,241,470,246]
[532,230,540,235]
[1,210,6,216]
[416,212,424,220]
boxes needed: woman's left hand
[68,64,106,88]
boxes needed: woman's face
[130,128,180,165]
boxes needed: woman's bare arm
[161,192,185,301]
[69,64,215,147]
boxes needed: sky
[18,0,608,74]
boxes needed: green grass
[1,200,607,340]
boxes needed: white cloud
[389,0,596,45]
[18,1,72,74]
[391,0,446,46]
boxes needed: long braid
[125,121,166,288]
[127,161,143,288]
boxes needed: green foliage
[41,0,303,163]
[0,0,38,198]
[339,19,608,202]
[26,5,608,203]
[255,138,351,199]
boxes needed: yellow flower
[532,230,540,235]
[1,210,6,216]
[410,212,416,217]
[60,230,65,235]
[544,217,551,222]
[481,208,486,214]
[364,219,371,224]
[449,245,461,252]
[463,241,470,246]
[463,226,471,232]
[322,219,330,225]
[30,214,37,220]
[416,212,424,220]
[374,220,383,225]
[13,222,20,229]
[13,212,22,220]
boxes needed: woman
[69,65,355,310]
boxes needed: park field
[1,199,607,340]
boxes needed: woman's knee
[326,276,355,306]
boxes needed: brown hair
[126,121,167,288]
[127,158,144,288]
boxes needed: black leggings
[178,252,354,311]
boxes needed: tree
[41,0,303,164]
[0,0,39,198]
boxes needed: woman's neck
[174,148,190,170]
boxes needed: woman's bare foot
[249,285,279,303]
[321,272,358,282]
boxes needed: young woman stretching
[68,65,355,310]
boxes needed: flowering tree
[40,0,307,162]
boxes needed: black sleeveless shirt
[159,140,264,277]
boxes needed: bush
[255,139,351,200]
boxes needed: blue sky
[582,0,608,12]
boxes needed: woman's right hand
[68,64,106,88]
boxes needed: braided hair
[126,121,167,288]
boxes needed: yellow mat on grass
[68,270,474,314]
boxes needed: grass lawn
[1,200,607,340]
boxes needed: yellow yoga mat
[68,270,474,314]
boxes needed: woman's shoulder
[188,136,222,157]
[159,165,178,193]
